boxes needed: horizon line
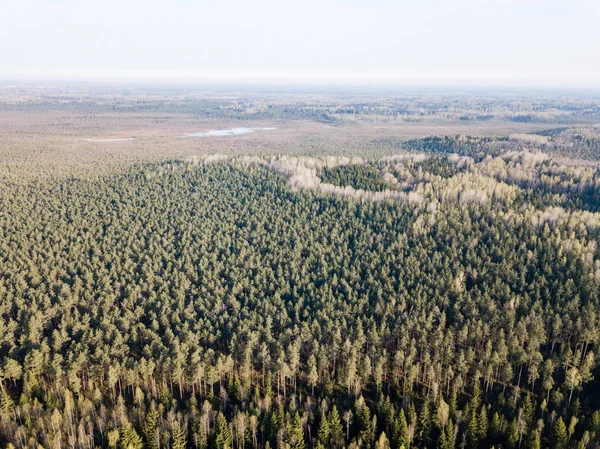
[1,68,600,90]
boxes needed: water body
[187,127,276,137]
[84,138,136,142]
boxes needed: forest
[1,138,600,449]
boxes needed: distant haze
[1,0,599,87]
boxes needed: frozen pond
[84,138,135,142]
[187,127,276,137]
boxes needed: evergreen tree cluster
[0,159,599,448]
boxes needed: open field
[2,84,599,179]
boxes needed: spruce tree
[328,405,344,448]
[407,403,417,429]
[418,400,432,443]
[119,423,144,449]
[477,406,488,441]
[375,431,391,449]
[527,431,541,449]
[216,414,232,449]
[391,410,409,449]
[358,401,374,449]
[317,411,330,447]
[466,410,480,449]
[144,409,160,449]
[507,418,520,449]
[172,421,187,449]
[171,421,187,449]
[449,390,458,420]
[592,410,600,434]
[0,390,14,421]
[522,395,534,430]
[437,419,454,449]
[553,417,568,449]
[290,412,305,449]
[489,412,501,439]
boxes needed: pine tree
[307,355,319,395]
[435,394,450,430]
[568,416,578,442]
[192,417,208,449]
[343,410,354,441]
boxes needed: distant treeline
[3,93,600,125]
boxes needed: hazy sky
[1,0,599,86]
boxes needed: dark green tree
[216,414,232,449]
[143,408,160,449]
[553,417,568,449]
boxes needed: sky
[1,0,599,87]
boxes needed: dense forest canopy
[1,146,600,449]
[2,81,600,449]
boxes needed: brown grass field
[1,85,598,179]
[0,109,560,179]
